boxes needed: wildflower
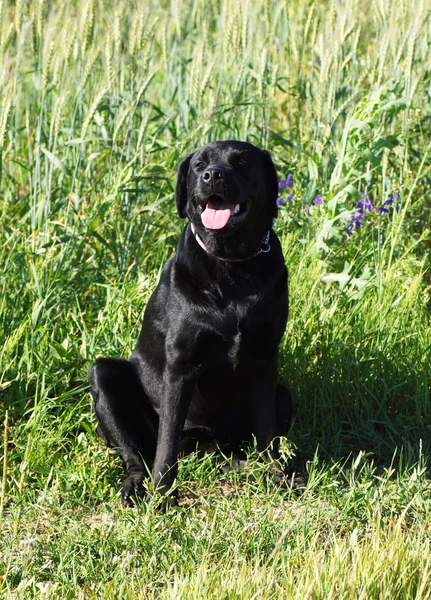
[347,210,364,236]
[276,196,284,206]
[278,174,293,189]
[356,193,373,212]
[376,192,401,214]
[304,204,309,216]
[287,193,294,202]
[352,211,364,225]
[314,195,323,207]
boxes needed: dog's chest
[220,297,265,366]
[227,327,242,367]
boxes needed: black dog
[89,140,292,506]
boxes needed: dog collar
[190,223,271,262]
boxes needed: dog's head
[175,141,278,238]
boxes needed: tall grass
[1,0,431,597]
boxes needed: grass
[1,0,431,597]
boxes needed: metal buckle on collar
[253,230,271,256]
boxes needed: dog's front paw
[272,467,308,490]
[121,471,145,506]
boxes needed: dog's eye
[232,157,247,167]
[195,161,205,169]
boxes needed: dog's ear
[175,152,195,219]
[262,150,279,219]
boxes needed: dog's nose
[202,168,224,184]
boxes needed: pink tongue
[201,199,235,230]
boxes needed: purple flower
[304,204,309,216]
[276,196,284,206]
[352,210,364,225]
[377,192,401,215]
[278,174,294,189]
[287,193,294,202]
[356,193,373,212]
[314,195,323,207]
[347,210,364,235]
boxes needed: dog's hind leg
[275,383,293,437]
[89,357,158,504]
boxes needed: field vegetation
[1,0,431,597]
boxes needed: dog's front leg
[151,375,193,508]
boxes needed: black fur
[89,140,291,507]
